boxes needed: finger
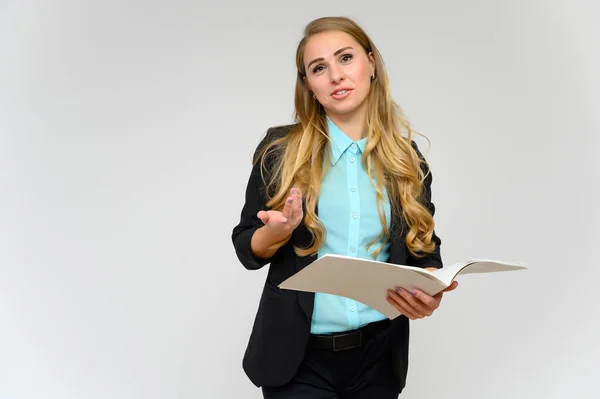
[387,289,420,320]
[291,187,302,198]
[386,295,419,320]
[387,295,420,320]
[256,210,270,224]
[292,188,303,223]
[395,287,431,317]
[287,188,301,224]
[281,195,294,222]
[286,188,298,224]
[294,187,303,202]
[287,197,297,226]
[293,187,302,206]
[410,289,437,309]
[434,282,458,302]
[443,281,459,292]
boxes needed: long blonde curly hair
[255,16,437,259]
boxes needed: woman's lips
[331,89,353,100]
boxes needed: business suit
[231,123,443,394]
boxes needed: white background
[1,0,598,398]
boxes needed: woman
[231,16,458,398]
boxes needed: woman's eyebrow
[306,46,355,70]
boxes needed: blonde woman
[232,16,458,398]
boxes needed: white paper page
[432,261,472,285]
[433,259,528,285]
[278,254,448,319]
[456,259,528,275]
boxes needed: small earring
[313,93,316,99]
[371,72,376,81]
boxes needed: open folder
[278,254,528,319]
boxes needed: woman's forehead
[304,31,360,58]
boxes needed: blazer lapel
[296,256,316,322]
[296,203,317,321]
[388,202,406,265]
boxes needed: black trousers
[262,321,401,399]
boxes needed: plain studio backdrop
[1,0,598,398]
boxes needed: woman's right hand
[256,188,304,238]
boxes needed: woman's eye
[311,54,352,73]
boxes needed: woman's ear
[368,51,376,77]
[303,75,312,92]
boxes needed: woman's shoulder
[252,123,299,163]
[263,122,300,141]
[254,123,299,154]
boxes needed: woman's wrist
[251,226,292,259]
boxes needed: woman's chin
[324,100,364,117]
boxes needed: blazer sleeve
[231,127,280,270]
[405,140,444,269]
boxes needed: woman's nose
[329,65,345,83]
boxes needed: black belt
[308,319,390,351]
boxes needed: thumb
[257,210,269,224]
[443,280,459,293]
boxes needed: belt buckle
[332,331,362,351]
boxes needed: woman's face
[303,30,375,120]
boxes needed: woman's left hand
[386,279,459,320]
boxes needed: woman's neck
[327,109,367,141]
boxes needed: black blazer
[231,124,443,391]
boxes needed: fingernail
[410,290,417,295]
[287,198,293,203]
[395,287,401,294]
